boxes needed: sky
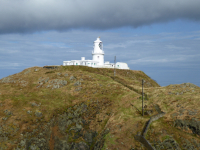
[0,0,200,87]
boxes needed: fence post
[142,79,144,116]
[114,56,116,79]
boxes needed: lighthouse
[92,37,104,66]
[63,37,129,69]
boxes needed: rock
[61,80,67,85]
[76,123,83,131]
[64,73,68,77]
[31,102,38,107]
[57,73,62,76]
[19,139,26,147]
[75,87,82,91]
[49,79,67,89]
[29,144,40,150]
[74,81,81,86]
[24,70,31,74]
[2,117,8,121]
[35,110,42,117]
[53,85,60,89]
[145,110,153,115]
[84,131,97,143]
[70,76,76,80]
[67,120,73,126]
[27,110,32,114]
[54,136,71,150]
[168,92,173,95]
[188,110,198,116]
[183,83,199,88]
[179,109,186,114]
[44,78,49,83]
[46,85,51,88]
[38,77,49,83]
[4,110,12,116]
[154,104,162,114]
[0,77,15,83]
[34,69,39,72]
[174,118,200,136]
[73,142,89,150]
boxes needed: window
[94,63,95,65]
[118,65,119,67]
[76,63,78,65]
[98,56,99,59]
[88,63,90,64]
[92,63,93,65]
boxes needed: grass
[102,133,116,150]
[0,66,200,149]
[162,135,171,141]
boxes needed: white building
[63,37,129,70]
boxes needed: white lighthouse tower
[92,37,104,66]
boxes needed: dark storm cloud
[0,0,200,34]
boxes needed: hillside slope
[0,66,199,150]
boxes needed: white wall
[116,62,129,69]
[92,54,104,66]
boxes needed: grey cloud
[0,0,200,34]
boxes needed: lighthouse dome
[94,37,102,43]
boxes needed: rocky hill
[0,66,200,150]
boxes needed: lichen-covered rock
[35,110,42,117]
[0,77,15,83]
[4,110,12,116]
[70,76,76,80]
[45,79,67,89]
[174,118,200,136]
[154,104,162,114]
[74,81,81,86]
[24,70,31,75]
[188,109,198,116]
[0,102,108,150]
[38,77,49,83]
[153,138,181,150]
[75,87,82,91]
[19,80,28,86]
[183,83,199,88]
[72,142,89,150]
[27,110,32,114]
[83,131,97,144]
[30,102,38,107]
[64,73,68,77]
